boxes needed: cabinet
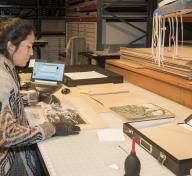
[66,22,97,51]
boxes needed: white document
[65,71,107,80]
[97,129,125,142]
[179,124,192,132]
[77,83,129,95]
[28,59,35,68]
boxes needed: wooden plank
[120,55,191,79]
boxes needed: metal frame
[96,0,104,50]
[0,1,66,59]
[146,0,157,47]
[96,0,157,48]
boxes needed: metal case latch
[124,128,133,135]
[158,152,166,165]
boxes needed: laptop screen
[32,60,65,82]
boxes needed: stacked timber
[120,47,192,80]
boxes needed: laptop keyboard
[34,80,57,85]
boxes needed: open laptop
[31,60,65,89]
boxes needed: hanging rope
[151,12,184,66]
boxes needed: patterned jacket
[0,54,55,176]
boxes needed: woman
[0,18,57,176]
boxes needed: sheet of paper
[19,73,32,83]
[65,71,107,80]
[91,92,147,108]
[67,97,108,130]
[28,59,35,68]
[97,129,125,141]
[179,124,192,131]
[77,83,129,95]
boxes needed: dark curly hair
[0,18,34,59]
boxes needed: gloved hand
[53,121,81,136]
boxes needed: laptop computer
[31,60,65,90]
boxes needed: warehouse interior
[0,1,192,176]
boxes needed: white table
[26,83,192,176]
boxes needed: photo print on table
[43,103,86,125]
[110,103,175,122]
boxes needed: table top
[26,83,192,176]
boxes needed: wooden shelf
[38,16,65,19]
[65,0,82,4]
[106,59,192,108]
[66,16,97,22]
[66,1,97,13]
[38,32,66,36]
[104,1,147,12]
[182,17,192,23]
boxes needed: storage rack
[0,0,66,60]
[65,0,157,51]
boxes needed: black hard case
[123,120,192,176]
[64,65,123,87]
